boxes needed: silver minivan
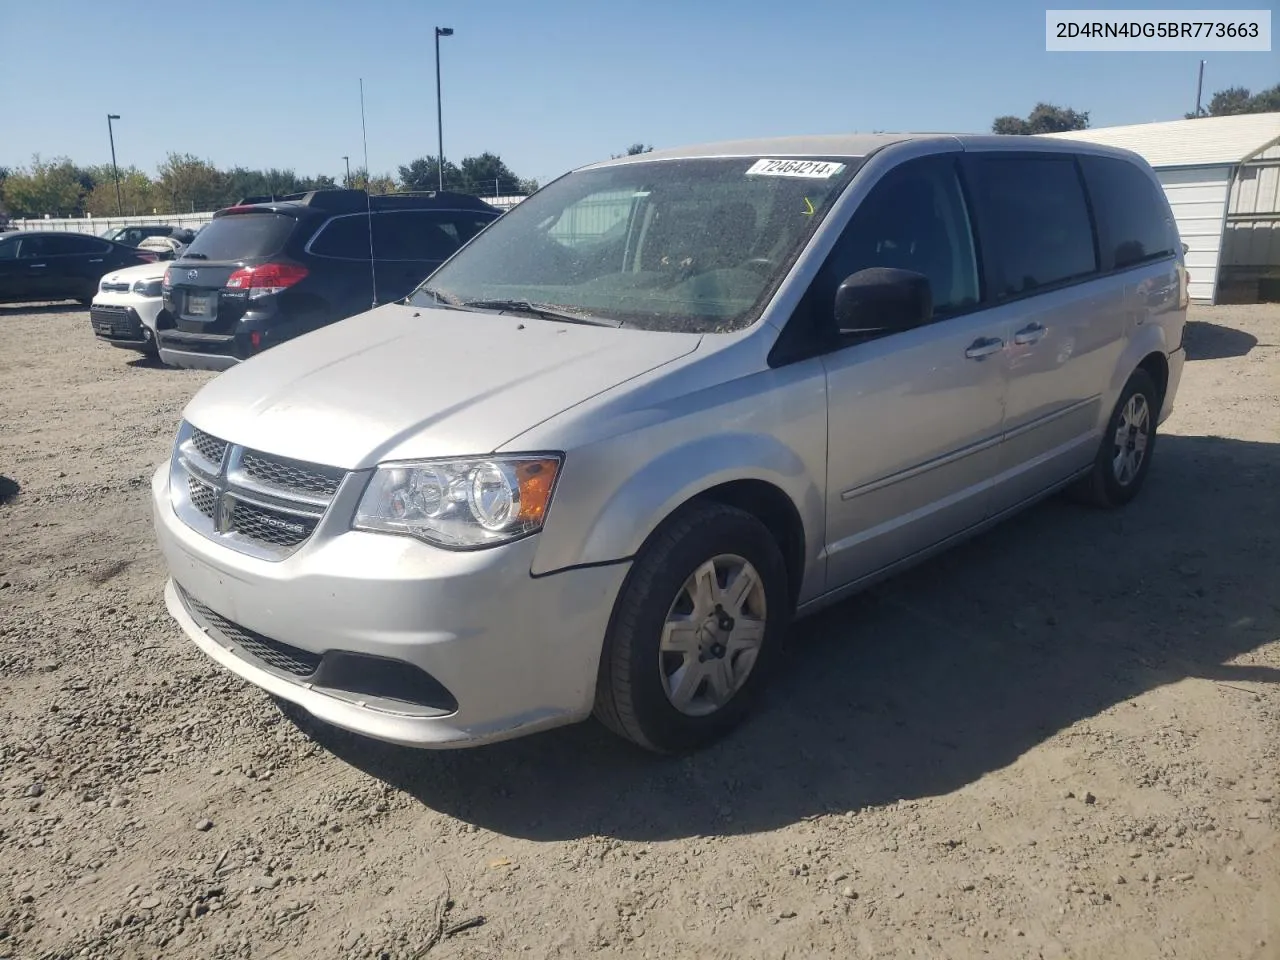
[151,134,1188,753]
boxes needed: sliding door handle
[1013,322,1047,345]
[964,336,1004,360]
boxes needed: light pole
[342,155,351,188]
[434,26,453,192]
[1194,60,1207,118]
[106,114,123,216]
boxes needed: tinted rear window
[183,213,296,261]
[1079,156,1177,270]
[969,156,1098,299]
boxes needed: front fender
[532,431,824,594]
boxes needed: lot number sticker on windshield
[746,159,846,179]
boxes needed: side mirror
[834,267,932,336]
[1181,242,1189,257]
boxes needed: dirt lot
[0,303,1277,960]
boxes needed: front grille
[180,587,321,678]
[230,500,317,548]
[90,304,145,340]
[190,429,227,467]
[188,476,217,518]
[172,423,345,559]
[241,452,343,498]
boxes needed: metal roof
[1042,112,1280,168]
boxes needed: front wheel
[593,502,791,754]
[1068,368,1159,508]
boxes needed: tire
[77,298,92,307]
[1068,368,1159,508]
[593,501,791,754]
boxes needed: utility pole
[106,114,123,216]
[342,156,351,188]
[1194,60,1206,117]
[435,26,454,192]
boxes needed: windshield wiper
[460,298,622,327]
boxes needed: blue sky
[1,0,1275,185]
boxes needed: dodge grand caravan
[152,133,1188,754]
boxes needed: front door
[814,153,1011,591]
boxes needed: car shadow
[126,354,166,370]
[0,476,19,505]
[1183,320,1259,361]
[292,433,1280,841]
[0,302,84,316]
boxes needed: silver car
[151,133,1188,753]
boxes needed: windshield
[409,156,861,333]
[181,213,295,262]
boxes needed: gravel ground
[1,302,1277,960]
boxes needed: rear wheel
[1068,368,1159,508]
[593,502,790,753]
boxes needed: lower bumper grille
[174,584,458,715]
[179,586,321,677]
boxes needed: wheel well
[692,480,806,606]
[1137,351,1169,407]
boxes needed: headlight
[353,455,562,548]
[132,279,164,297]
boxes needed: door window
[1079,155,1177,270]
[309,215,374,259]
[809,154,981,330]
[968,156,1098,298]
[0,240,17,260]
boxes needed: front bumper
[151,463,629,748]
[89,299,159,351]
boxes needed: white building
[1045,112,1280,304]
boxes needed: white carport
[1044,113,1280,304]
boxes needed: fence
[8,212,216,236]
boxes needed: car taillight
[225,262,309,300]
[137,251,159,263]
[163,267,173,286]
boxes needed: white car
[89,261,170,359]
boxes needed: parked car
[89,260,170,357]
[100,224,186,247]
[0,230,158,306]
[157,189,501,370]
[152,133,1187,754]
[137,231,196,261]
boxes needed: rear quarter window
[183,213,296,261]
[1079,155,1177,270]
[968,155,1098,299]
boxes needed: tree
[992,103,1090,135]
[458,152,523,195]
[1188,83,1280,118]
[349,167,398,195]
[156,153,228,213]
[0,155,88,217]
[613,143,653,158]
[85,166,154,216]
[398,157,462,192]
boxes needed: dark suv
[157,189,500,370]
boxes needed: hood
[101,261,169,284]
[182,303,701,469]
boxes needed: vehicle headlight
[353,455,562,548]
[132,279,164,297]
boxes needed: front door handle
[964,336,1005,360]
[1013,322,1047,345]
[28,263,47,268]
[89,258,104,263]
